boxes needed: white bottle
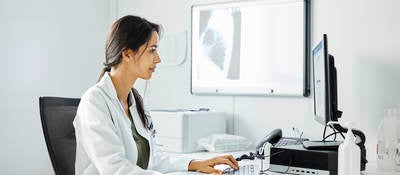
[377,109,398,171]
[338,122,360,175]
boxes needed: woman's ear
[122,49,135,62]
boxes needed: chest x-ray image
[198,8,241,80]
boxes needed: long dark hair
[99,15,161,130]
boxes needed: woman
[73,15,239,175]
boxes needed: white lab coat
[73,73,192,175]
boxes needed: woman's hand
[188,155,239,174]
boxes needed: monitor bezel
[312,34,330,125]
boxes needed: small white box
[150,110,226,153]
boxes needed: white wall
[0,0,112,174]
[117,0,400,163]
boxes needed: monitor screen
[191,0,308,96]
[312,34,329,125]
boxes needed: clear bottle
[338,122,360,175]
[396,107,400,172]
[396,141,400,172]
[377,109,398,171]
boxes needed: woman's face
[131,31,161,80]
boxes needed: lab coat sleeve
[149,136,193,173]
[144,108,193,173]
[74,89,163,175]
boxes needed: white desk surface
[165,151,399,175]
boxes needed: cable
[339,130,345,139]
[236,150,285,161]
[323,131,342,141]
[284,157,292,174]
[263,153,292,175]
[323,124,346,141]
[259,150,286,174]
[262,150,285,159]
[330,125,337,141]
[322,124,328,141]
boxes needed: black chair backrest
[39,97,80,175]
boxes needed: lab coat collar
[99,73,148,140]
[128,88,136,107]
[128,92,149,141]
[98,72,136,106]
[130,106,150,139]
[98,72,119,102]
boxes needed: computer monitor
[309,34,367,170]
[312,34,342,126]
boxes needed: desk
[165,151,398,175]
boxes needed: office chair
[39,96,80,175]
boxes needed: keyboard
[221,164,256,175]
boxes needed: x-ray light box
[191,0,310,96]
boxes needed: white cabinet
[150,111,226,153]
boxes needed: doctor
[73,15,239,175]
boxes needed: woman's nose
[154,53,161,63]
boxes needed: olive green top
[128,116,150,169]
